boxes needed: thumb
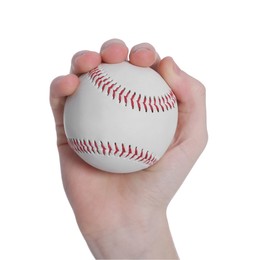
[157,57,208,159]
[158,57,206,113]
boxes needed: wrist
[84,209,179,259]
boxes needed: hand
[50,39,208,259]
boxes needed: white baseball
[64,61,178,173]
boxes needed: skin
[50,38,208,259]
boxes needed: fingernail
[132,43,154,53]
[73,50,88,59]
[100,39,126,52]
[71,51,89,66]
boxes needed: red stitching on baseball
[89,140,95,153]
[107,83,115,96]
[87,66,177,113]
[83,140,90,153]
[149,97,153,112]
[119,88,125,103]
[102,80,111,92]
[153,97,159,112]
[126,145,132,157]
[94,141,100,154]
[143,96,147,112]
[68,138,158,166]
[120,143,126,157]
[130,146,138,160]
[108,142,112,155]
[158,97,163,111]
[137,94,142,111]
[124,90,131,106]
[131,92,136,109]
[114,142,119,155]
[101,141,106,155]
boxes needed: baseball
[64,61,178,173]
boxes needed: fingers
[70,39,162,78]
[70,40,160,76]
[70,39,128,74]
[100,40,160,68]
[100,39,160,68]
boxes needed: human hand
[50,39,207,259]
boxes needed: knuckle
[196,81,206,98]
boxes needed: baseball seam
[68,138,158,166]
[88,66,177,113]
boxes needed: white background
[0,0,261,259]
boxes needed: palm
[58,105,194,234]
